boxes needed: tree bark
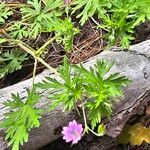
[1,40,150,150]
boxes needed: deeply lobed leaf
[37,58,131,129]
[1,90,42,150]
[0,50,28,79]
[0,2,13,24]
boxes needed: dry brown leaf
[146,105,150,115]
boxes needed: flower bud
[64,0,72,5]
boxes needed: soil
[41,138,150,150]
[1,1,150,150]
[133,21,150,44]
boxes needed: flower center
[72,130,79,138]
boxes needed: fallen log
[1,40,150,150]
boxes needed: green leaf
[0,2,13,24]
[53,18,79,52]
[36,57,83,111]
[72,0,111,25]
[37,59,131,130]
[1,90,42,150]
[136,0,150,22]
[0,38,6,44]
[74,60,131,129]
[97,0,149,47]
[9,22,29,39]
[20,0,62,39]
[0,49,28,79]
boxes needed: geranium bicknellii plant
[36,57,131,140]
[1,56,131,150]
[1,0,150,149]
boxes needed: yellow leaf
[118,123,150,146]
[128,123,150,146]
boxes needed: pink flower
[62,120,83,144]
[64,0,72,5]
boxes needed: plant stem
[91,17,109,32]
[6,3,30,7]
[17,42,35,56]
[2,29,59,76]
[37,56,59,75]
[65,5,70,19]
[32,59,37,85]
[17,42,60,76]
[75,105,81,116]
[91,17,100,26]
[82,103,88,130]
[35,34,59,56]
[87,126,103,137]
[41,0,46,5]
[81,103,102,137]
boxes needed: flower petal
[77,124,83,134]
[69,120,78,129]
[64,0,71,5]
[63,135,73,142]
[72,136,81,144]
[62,127,69,135]
[62,120,83,144]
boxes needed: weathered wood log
[1,40,150,150]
